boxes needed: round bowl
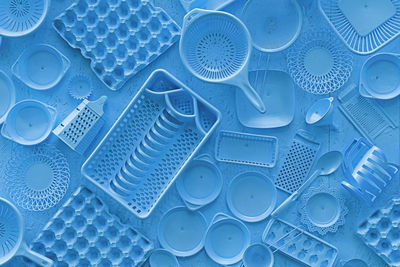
[243,243,274,267]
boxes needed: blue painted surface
[0,0,399,266]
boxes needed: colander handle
[182,9,210,29]
[18,242,54,266]
[238,80,266,113]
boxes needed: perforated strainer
[0,0,49,37]
[0,197,53,266]
[179,9,265,112]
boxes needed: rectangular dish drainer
[82,69,221,218]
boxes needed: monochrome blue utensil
[215,131,278,167]
[158,207,207,257]
[359,53,400,99]
[205,213,250,265]
[53,0,181,90]
[82,69,221,218]
[0,70,15,124]
[1,100,57,146]
[68,74,93,100]
[0,197,53,266]
[31,187,153,266]
[5,143,70,211]
[227,172,276,222]
[179,9,265,112]
[241,0,302,52]
[149,249,180,267]
[53,96,107,154]
[306,97,335,127]
[0,0,49,37]
[242,243,274,267]
[180,0,234,12]
[12,44,70,90]
[319,0,400,54]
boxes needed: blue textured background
[0,0,399,266]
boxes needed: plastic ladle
[271,150,343,217]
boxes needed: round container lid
[2,100,55,145]
[241,0,302,52]
[205,215,250,265]
[227,172,276,222]
[176,159,222,206]
[0,70,15,124]
[158,207,207,257]
[243,243,274,267]
[305,192,340,227]
[342,259,368,267]
[361,53,400,99]
[149,249,180,267]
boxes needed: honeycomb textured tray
[53,0,181,90]
[82,69,220,218]
[263,218,338,267]
[357,196,400,266]
[30,187,154,267]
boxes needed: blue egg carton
[262,218,338,267]
[30,187,154,267]
[82,69,221,219]
[357,197,400,266]
[53,0,181,90]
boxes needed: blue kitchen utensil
[1,100,57,145]
[149,249,180,267]
[0,197,53,266]
[179,9,265,113]
[306,97,335,127]
[31,187,153,266]
[342,137,398,204]
[0,70,15,124]
[53,96,107,154]
[180,0,234,12]
[242,243,274,267]
[338,83,397,142]
[357,196,400,266]
[287,31,353,95]
[359,53,400,99]
[319,0,400,54]
[0,0,49,37]
[236,69,295,128]
[5,143,70,211]
[12,44,70,90]
[176,155,222,209]
[68,74,93,100]
[158,207,207,257]
[342,259,369,267]
[272,151,343,218]
[53,0,180,91]
[205,213,250,265]
[227,172,276,222]
[241,0,302,52]
[215,131,278,167]
[82,69,221,218]
[299,184,348,235]
[274,130,320,194]
[263,218,338,267]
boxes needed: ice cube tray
[53,96,107,154]
[81,69,221,218]
[215,131,278,167]
[338,83,396,142]
[274,130,320,194]
[357,197,400,266]
[262,218,338,267]
[30,187,153,266]
[53,0,181,90]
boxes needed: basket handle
[18,242,54,266]
[182,8,210,30]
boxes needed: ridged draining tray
[82,69,221,218]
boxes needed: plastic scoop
[271,150,343,217]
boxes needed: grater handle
[87,96,107,115]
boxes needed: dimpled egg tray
[262,218,338,267]
[82,69,221,218]
[53,0,181,90]
[357,196,400,266]
[30,187,154,267]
